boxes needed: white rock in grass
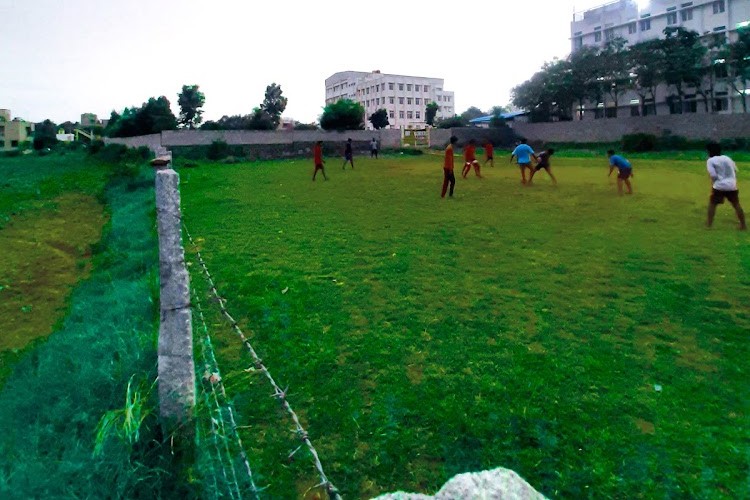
[372,468,546,500]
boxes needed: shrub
[622,133,657,152]
[207,140,229,160]
[397,147,424,156]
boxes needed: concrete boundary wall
[513,114,750,144]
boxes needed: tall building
[0,109,35,150]
[570,0,750,116]
[325,70,456,129]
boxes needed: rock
[372,468,546,500]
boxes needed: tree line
[512,27,750,122]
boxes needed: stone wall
[105,133,162,152]
[429,127,518,149]
[513,114,750,144]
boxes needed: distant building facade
[571,0,750,116]
[325,70,456,129]
[0,109,35,150]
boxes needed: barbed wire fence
[184,223,342,500]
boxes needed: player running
[484,140,494,168]
[462,139,482,178]
[312,140,327,181]
[607,150,633,195]
[441,136,458,198]
[510,139,538,184]
[342,138,354,170]
[706,142,746,230]
[528,148,557,185]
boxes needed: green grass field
[181,156,750,498]
[181,153,749,499]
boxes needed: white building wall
[324,71,456,130]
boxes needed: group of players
[311,136,745,230]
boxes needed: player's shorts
[345,154,352,160]
[710,189,739,205]
[486,155,493,160]
[314,163,324,170]
[534,164,549,171]
[618,168,632,180]
[518,162,532,168]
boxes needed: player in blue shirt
[607,150,633,195]
[510,139,538,184]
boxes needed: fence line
[193,285,260,499]
[183,224,342,500]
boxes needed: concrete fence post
[154,161,195,423]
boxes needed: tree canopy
[104,96,178,137]
[177,84,205,129]
[425,102,439,126]
[260,83,287,129]
[368,109,389,130]
[320,99,365,131]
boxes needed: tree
[628,39,664,116]
[662,27,706,114]
[724,27,750,113]
[425,102,439,126]
[104,96,177,137]
[293,121,318,130]
[600,38,631,117]
[177,84,205,129]
[436,116,466,129]
[33,119,58,149]
[260,83,287,129]
[320,99,365,131]
[369,109,389,129]
[460,106,485,122]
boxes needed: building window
[424,85,429,92]
[715,62,728,78]
[605,28,615,40]
[366,100,370,106]
[437,96,442,101]
[628,22,637,34]
[681,8,693,21]
[11,140,18,147]
[640,18,651,31]
[407,111,413,119]
[399,97,405,104]
[714,97,728,111]
[713,0,725,14]
[416,98,421,105]
[407,84,412,91]
[407,98,413,105]
[630,104,640,117]
[389,83,394,90]
[399,111,405,119]
[415,85,421,91]
[389,111,394,118]
[667,12,677,25]
[574,36,583,49]
[416,111,421,119]
[366,88,370,94]
[594,27,602,42]
[389,97,395,104]
[399,83,404,91]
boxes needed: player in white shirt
[706,142,746,230]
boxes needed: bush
[720,137,748,151]
[3,149,21,157]
[207,140,230,160]
[89,140,105,155]
[622,133,657,152]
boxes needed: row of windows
[362,83,432,94]
[587,1,725,43]
[365,97,432,106]
[388,110,423,120]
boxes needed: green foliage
[293,121,318,130]
[177,84,206,129]
[722,27,750,112]
[33,119,59,150]
[207,140,230,160]
[260,83,288,129]
[105,96,178,138]
[397,147,424,155]
[460,106,485,122]
[180,155,750,498]
[320,99,365,131]
[622,133,658,152]
[425,102,439,126]
[369,108,389,130]
[435,115,466,129]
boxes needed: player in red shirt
[312,141,327,181]
[441,136,458,198]
[462,139,482,178]
[484,140,494,168]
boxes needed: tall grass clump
[0,162,194,497]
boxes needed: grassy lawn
[180,153,749,499]
[0,153,108,384]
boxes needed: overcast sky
[1,0,612,124]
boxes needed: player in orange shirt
[484,140,494,168]
[312,140,327,181]
[462,139,482,178]
[441,136,458,198]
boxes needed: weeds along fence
[154,165,341,499]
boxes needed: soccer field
[180,153,749,499]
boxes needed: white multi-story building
[325,70,456,129]
[570,0,750,115]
